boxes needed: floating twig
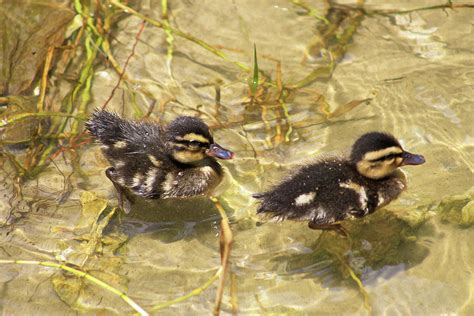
[210,196,233,316]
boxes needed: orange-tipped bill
[206,143,234,160]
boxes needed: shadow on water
[270,210,434,287]
[1,0,473,314]
[111,196,222,243]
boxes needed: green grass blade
[249,44,259,96]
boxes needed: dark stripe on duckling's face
[351,132,425,179]
[171,135,208,163]
[357,146,425,179]
[170,132,233,163]
[350,132,401,163]
[357,146,404,179]
[175,133,210,144]
[363,146,403,162]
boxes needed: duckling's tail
[85,110,124,145]
[252,192,265,199]
[253,192,269,215]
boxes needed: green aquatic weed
[249,44,259,97]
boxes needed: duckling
[254,132,425,236]
[85,110,233,213]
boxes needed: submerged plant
[2,0,460,315]
[249,44,259,98]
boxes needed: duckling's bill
[206,143,234,160]
[253,131,426,236]
[401,151,425,166]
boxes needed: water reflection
[0,0,473,314]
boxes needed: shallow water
[1,1,473,315]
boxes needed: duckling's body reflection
[267,210,432,286]
[111,196,222,243]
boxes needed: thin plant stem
[147,268,223,314]
[101,20,146,110]
[109,0,249,72]
[161,0,175,79]
[347,267,372,314]
[210,196,233,316]
[37,46,55,112]
[0,112,87,128]
[0,259,149,316]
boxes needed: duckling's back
[255,158,375,222]
[86,111,161,148]
[86,111,172,198]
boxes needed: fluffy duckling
[254,132,425,236]
[85,110,233,213]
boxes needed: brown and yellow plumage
[254,132,425,236]
[86,110,233,213]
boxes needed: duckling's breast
[365,169,407,209]
[161,163,223,198]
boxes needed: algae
[438,189,474,227]
[0,0,472,315]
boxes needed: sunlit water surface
[1,0,473,315]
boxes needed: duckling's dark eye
[388,153,403,160]
[369,153,402,162]
[189,140,201,147]
[368,156,386,163]
[381,153,403,161]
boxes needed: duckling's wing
[255,160,351,222]
[86,111,163,149]
[86,111,170,198]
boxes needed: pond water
[0,0,473,315]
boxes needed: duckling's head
[350,132,425,179]
[165,116,234,164]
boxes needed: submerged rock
[438,188,474,227]
[460,200,474,226]
[0,1,73,95]
[0,96,42,149]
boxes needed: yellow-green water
[1,1,473,315]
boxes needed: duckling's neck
[348,161,404,183]
[388,169,407,184]
[175,157,223,175]
[161,157,223,198]
[372,169,407,208]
